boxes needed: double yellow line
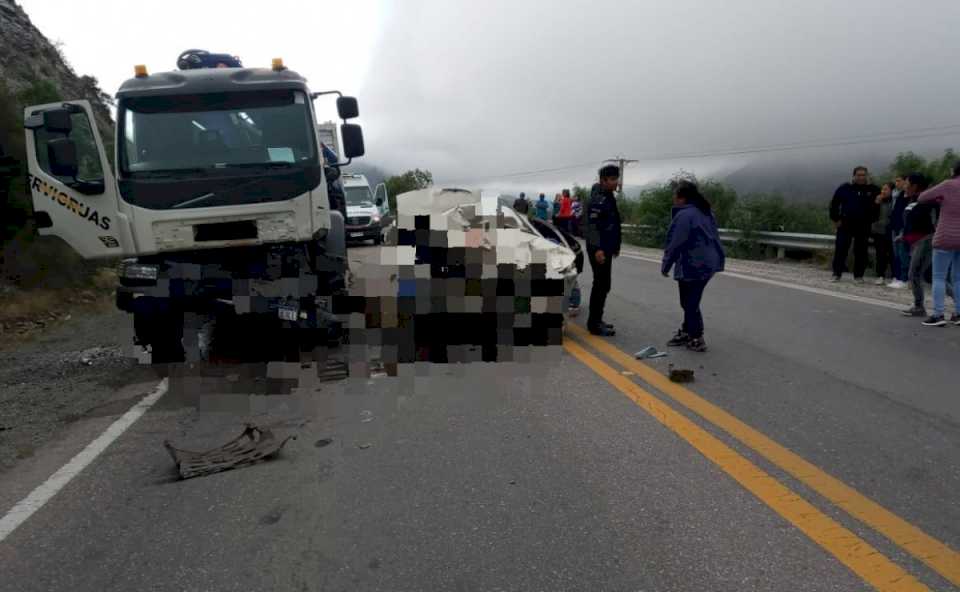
[565,324,959,592]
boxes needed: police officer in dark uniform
[584,165,623,336]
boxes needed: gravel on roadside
[0,308,155,473]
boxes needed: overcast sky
[19,0,960,193]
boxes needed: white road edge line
[617,252,904,311]
[0,378,168,543]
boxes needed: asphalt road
[0,245,957,592]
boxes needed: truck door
[23,100,133,259]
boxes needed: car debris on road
[634,345,668,360]
[164,424,296,480]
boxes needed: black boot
[667,328,690,346]
[588,322,616,336]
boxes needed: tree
[384,169,433,212]
[887,149,958,184]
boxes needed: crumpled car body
[369,188,579,362]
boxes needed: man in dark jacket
[583,165,622,336]
[512,192,529,215]
[829,166,879,281]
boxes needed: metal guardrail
[622,224,835,257]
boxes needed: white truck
[342,173,389,244]
[23,57,366,363]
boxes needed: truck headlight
[119,261,159,281]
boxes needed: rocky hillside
[0,0,113,134]
[0,0,116,287]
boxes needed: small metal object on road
[163,424,295,480]
[635,345,668,360]
[357,442,372,449]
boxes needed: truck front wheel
[135,310,185,364]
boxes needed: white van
[342,173,389,244]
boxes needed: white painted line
[0,379,168,543]
[617,252,904,311]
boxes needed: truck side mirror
[44,108,73,134]
[47,137,79,178]
[341,123,365,159]
[336,96,359,120]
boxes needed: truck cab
[23,58,366,362]
[342,173,389,244]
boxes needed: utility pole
[604,156,638,197]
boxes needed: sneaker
[588,324,616,336]
[830,275,841,282]
[853,277,865,284]
[922,315,947,327]
[686,337,708,352]
[667,329,690,346]
[901,306,926,317]
[886,280,905,289]
[951,314,960,325]
[873,278,887,286]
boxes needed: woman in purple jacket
[661,181,726,352]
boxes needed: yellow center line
[563,338,929,592]
[567,323,960,588]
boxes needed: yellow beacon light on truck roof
[271,58,285,71]
[134,65,148,78]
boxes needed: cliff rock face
[0,0,117,277]
[0,0,113,134]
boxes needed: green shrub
[622,173,833,254]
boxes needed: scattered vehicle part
[164,424,295,480]
[668,365,695,383]
[635,345,668,360]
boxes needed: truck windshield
[345,186,374,206]
[119,90,316,174]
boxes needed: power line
[636,124,960,162]
[448,123,960,185]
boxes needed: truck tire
[135,311,185,364]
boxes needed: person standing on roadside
[830,166,880,282]
[556,189,574,232]
[871,183,894,285]
[571,193,583,236]
[916,161,960,326]
[534,193,549,220]
[513,192,529,215]
[584,165,623,336]
[661,180,726,353]
[899,173,952,317]
[888,175,910,288]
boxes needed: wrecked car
[355,188,580,364]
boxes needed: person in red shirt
[556,189,574,232]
